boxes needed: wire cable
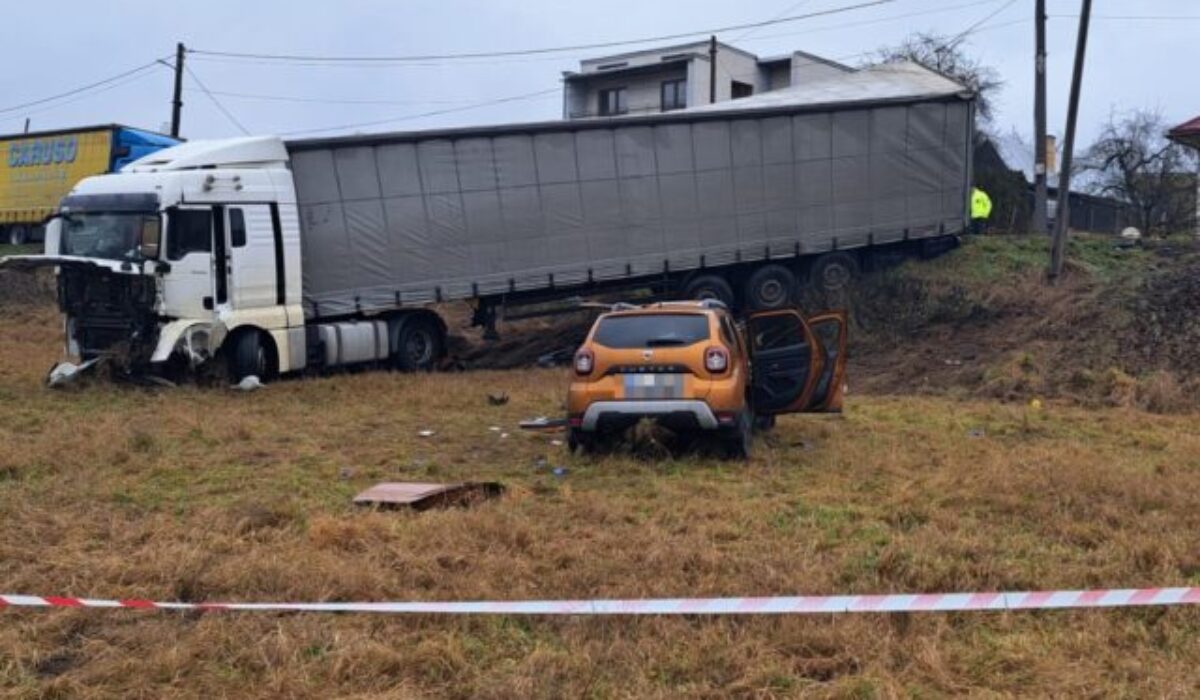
[0,58,167,115]
[183,64,251,135]
[188,0,894,63]
[279,87,561,137]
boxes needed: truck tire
[682,274,735,308]
[744,264,797,310]
[394,316,442,372]
[230,330,271,383]
[810,252,859,293]
[8,226,28,246]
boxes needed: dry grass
[2,307,1200,698]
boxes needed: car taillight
[574,348,595,375]
[705,346,729,373]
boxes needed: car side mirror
[139,216,162,259]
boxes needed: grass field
[2,300,1200,698]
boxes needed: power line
[0,68,165,128]
[943,0,1019,51]
[189,0,894,64]
[1049,14,1200,21]
[739,0,1004,45]
[280,87,561,137]
[183,64,251,135]
[731,0,812,42]
[186,88,486,107]
[0,58,166,115]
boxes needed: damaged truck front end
[58,261,159,366]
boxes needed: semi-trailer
[0,61,973,381]
[0,124,178,246]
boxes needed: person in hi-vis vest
[970,187,992,235]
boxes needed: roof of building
[1167,115,1200,148]
[0,123,175,142]
[683,60,969,115]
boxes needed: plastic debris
[418,429,436,438]
[552,467,569,477]
[234,375,264,392]
[354,482,504,510]
[46,358,100,388]
[519,416,569,431]
[967,428,986,439]
[487,392,509,406]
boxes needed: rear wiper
[645,337,688,347]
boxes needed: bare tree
[869,32,1003,126]
[1081,109,1198,235]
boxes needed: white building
[561,40,853,120]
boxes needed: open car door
[804,310,848,412]
[747,308,847,415]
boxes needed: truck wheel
[682,274,735,308]
[8,226,28,246]
[395,317,442,372]
[744,264,797,310]
[230,330,271,382]
[810,252,859,293]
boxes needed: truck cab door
[746,309,823,415]
[223,205,277,310]
[161,206,218,319]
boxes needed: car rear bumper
[580,400,719,431]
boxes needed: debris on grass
[519,416,568,431]
[487,392,509,406]
[551,467,569,478]
[417,429,436,438]
[353,481,504,510]
[967,427,986,439]
[234,375,264,392]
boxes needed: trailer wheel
[395,316,442,372]
[810,252,859,293]
[682,274,735,308]
[229,330,272,383]
[8,226,29,246]
[744,264,797,310]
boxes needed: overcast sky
[1,0,1196,151]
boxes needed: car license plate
[623,373,684,399]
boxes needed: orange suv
[567,300,847,457]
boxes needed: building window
[661,79,687,111]
[731,81,754,99]
[598,87,627,116]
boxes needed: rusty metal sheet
[353,482,504,510]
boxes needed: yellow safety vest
[971,188,993,220]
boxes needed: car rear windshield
[592,314,711,349]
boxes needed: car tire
[744,264,797,310]
[394,316,442,372]
[230,330,270,383]
[810,252,860,293]
[8,226,28,246]
[753,413,776,432]
[567,428,594,455]
[722,411,753,460]
[682,274,735,308]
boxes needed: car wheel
[8,226,28,246]
[682,274,735,308]
[394,317,442,371]
[567,428,594,455]
[722,411,753,460]
[753,413,776,432]
[230,330,270,382]
[810,252,860,293]
[744,264,797,310]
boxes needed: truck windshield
[60,212,157,262]
[592,314,711,349]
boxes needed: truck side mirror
[139,216,162,259]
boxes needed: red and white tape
[2,588,1199,615]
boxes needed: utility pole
[708,35,717,104]
[23,118,30,134]
[170,42,185,138]
[1048,0,1092,281]
[1032,0,1048,235]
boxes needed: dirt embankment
[449,235,1200,412]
